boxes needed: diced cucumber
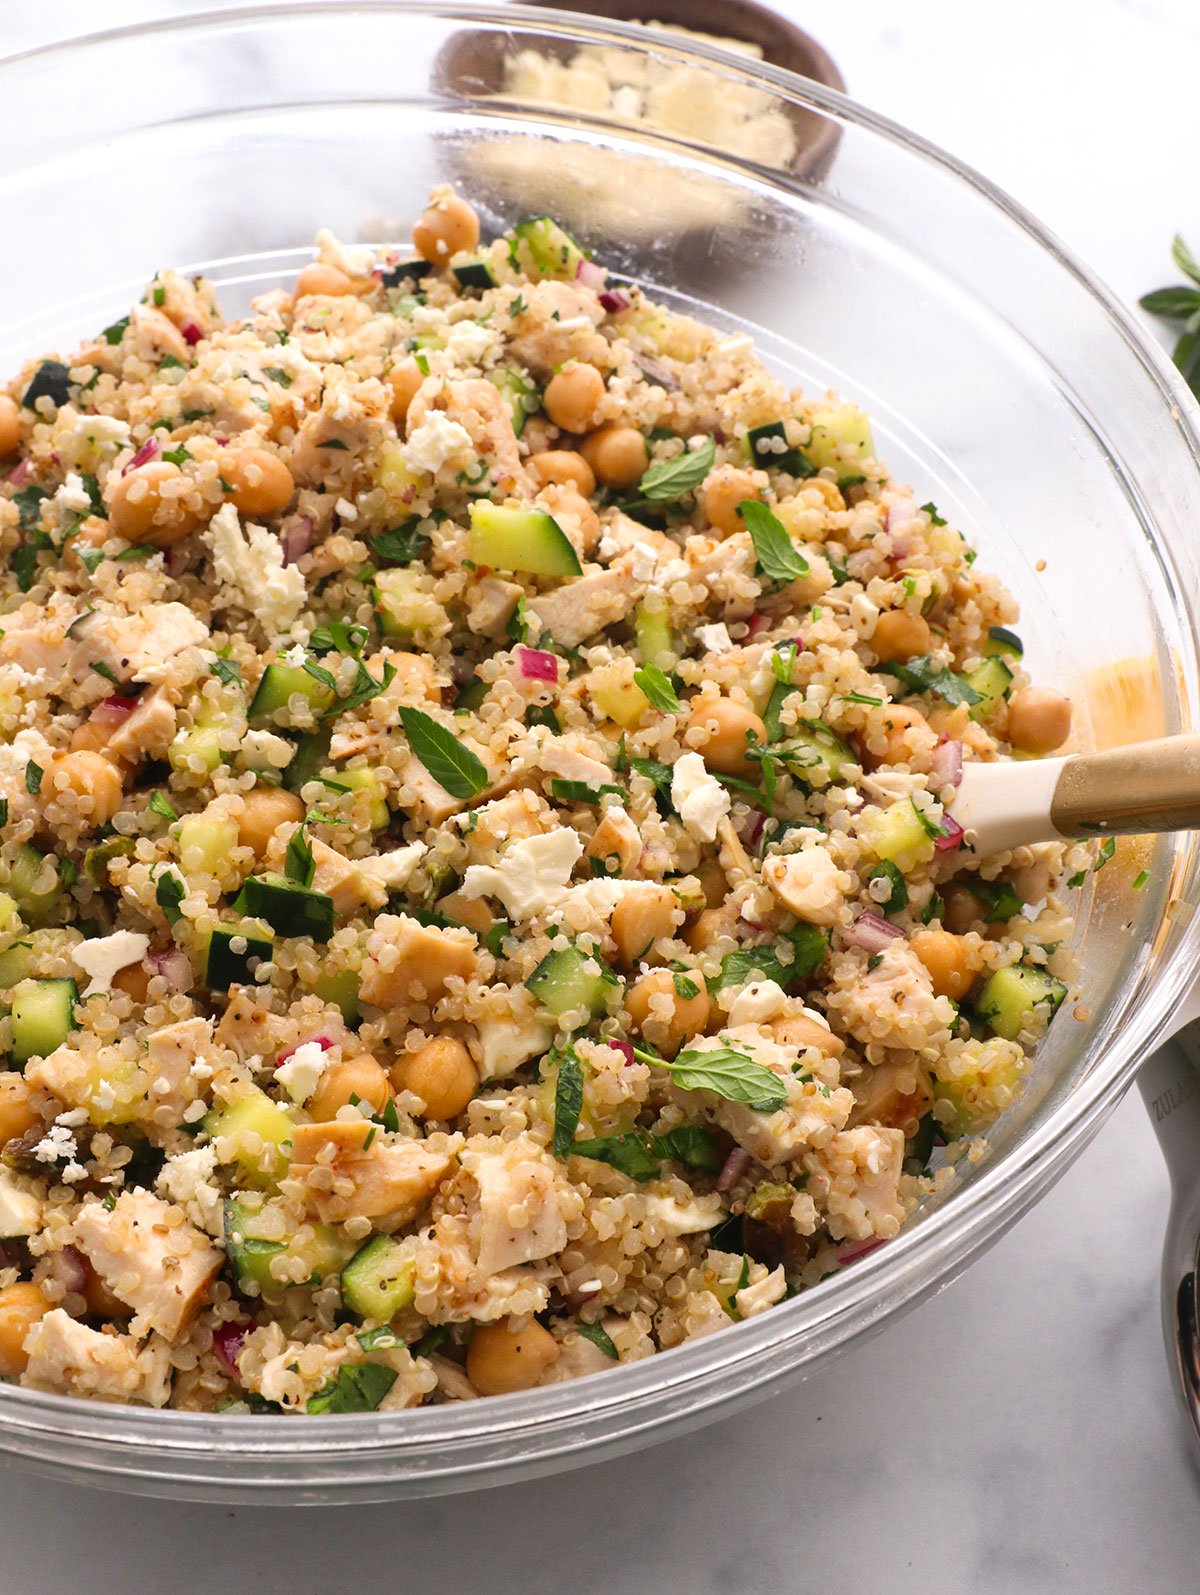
[224,1198,351,1294]
[204,1088,294,1181]
[311,966,361,1024]
[452,258,497,291]
[975,964,1067,1041]
[249,663,336,723]
[490,367,540,436]
[177,813,240,877]
[864,799,936,872]
[805,403,875,471]
[380,258,429,288]
[4,845,61,923]
[963,657,1013,723]
[635,602,677,668]
[283,728,332,794]
[744,420,814,478]
[372,567,438,640]
[204,922,273,991]
[527,946,618,1019]
[0,896,19,936]
[467,503,582,578]
[168,722,225,776]
[12,978,77,1064]
[511,216,586,280]
[239,875,334,942]
[781,723,858,785]
[341,1234,416,1321]
[338,768,390,830]
[0,941,33,991]
[984,626,1023,659]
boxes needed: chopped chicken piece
[23,1310,171,1406]
[289,1121,460,1224]
[72,1190,222,1337]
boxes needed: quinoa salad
[0,186,1085,1414]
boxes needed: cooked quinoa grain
[0,190,1084,1414]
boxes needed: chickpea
[684,907,729,954]
[294,262,357,298]
[625,968,710,1058]
[873,702,930,767]
[467,1317,559,1396]
[543,364,605,434]
[527,450,596,496]
[611,886,680,967]
[687,695,767,777]
[105,461,199,547]
[0,1075,40,1146]
[220,448,295,520]
[236,789,304,858]
[385,357,425,426]
[770,1012,845,1059]
[872,609,932,664]
[1007,688,1072,755]
[941,882,985,936]
[0,395,21,457]
[46,751,124,829]
[397,1036,478,1121]
[0,1282,49,1376]
[580,425,648,490]
[112,962,151,1004]
[702,467,762,538]
[910,928,983,1000]
[307,1054,391,1121]
[412,192,481,265]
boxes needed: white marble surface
[2,1,1200,1589]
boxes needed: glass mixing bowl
[1,3,1198,1503]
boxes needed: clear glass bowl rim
[1,0,1198,1495]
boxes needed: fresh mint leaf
[306,1362,398,1415]
[155,868,185,925]
[101,316,130,346]
[740,500,809,584]
[284,823,314,888]
[24,761,42,795]
[884,653,983,708]
[552,1046,584,1159]
[328,658,395,719]
[1139,286,1200,318]
[569,1132,661,1181]
[399,707,488,799]
[148,790,178,822]
[637,435,714,502]
[710,926,828,993]
[654,1124,721,1172]
[633,663,681,715]
[653,1044,787,1112]
[210,658,242,688]
[549,779,626,807]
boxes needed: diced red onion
[739,810,767,849]
[845,912,905,954]
[518,646,558,683]
[634,353,678,392]
[929,739,963,792]
[598,288,631,314]
[716,1147,750,1193]
[885,497,919,535]
[52,1247,89,1295]
[606,1040,635,1068]
[3,459,33,487]
[838,1237,885,1267]
[935,813,965,853]
[149,948,192,993]
[280,512,314,566]
[746,613,771,639]
[181,322,203,347]
[213,1319,252,1377]
[276,1033,335,1066]
[99,695,138,715]
[886,538,912,565]
[123,436,160,475]
[575,258,607,291]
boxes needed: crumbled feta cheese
[275,1040,330,1105]
[204,502,306,637]
[728,979,789,1026]
[55,473,95,516]
[460,829,584,921]
[0,1169,41,1237]
[402,411,475,476]
[629,541,660,582]
[72,930,150,997]
[849,592,879,639]
[671,752,730,842]
[70,412,131,451]
[357,841,428,893]
[281,643,308,668]
[445,319,498,367]
[33,1124,78,1166]
[696,622,734,654]
[155,1145,223,1236]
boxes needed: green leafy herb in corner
[884,653,983,708]
[576,1321,619,1360]
[399,707,488,800]
[155,868,186,926]
[636,435,715,503]
[740,500,810,585]
[209,658,242,688]
[306,1362,398,1415]
[1140,235,1200,398]
[632,663,681,715]
[147,790,178,822]
[284,823,315,888]
[633,1043,787,1112]
[24,762,42,796]
[551,1046,584,1159]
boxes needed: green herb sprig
[1140,236,1200,397]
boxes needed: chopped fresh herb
[1133,869,1150,891]
[827,555,851,584]
[302,658,338,693]
[569,1132,662,1181]
[576,1321,619,1360]
[155,869,186,925]
[771,641,798,684]
[636,435,714,502]
[653,1123,721,1172]
[885,654,983,708]
[740,500,810,584]
[355,1326,402,1353]
[710,925,828,994]
[209,658,242,688]
[78,549,105,575]
[967,878,1023,922]
[24,762,42,796]
[1140,236,1200,398]
[79,474,104,516]
[12,485,49,534]
[152,284,166,308]
[305,1362,398,1415]
[90,661,121,687]
[398,707,488,799]
[1095,836,1116,871]
[632,663,681,714]
[284,824,315,888]
[672,970,701,1001]
[920,502,947,526]
[161,444,190,466]
[634,1043,787,1112]
[840,690,883,707]
[101,316,130,346]
[868,860,909,913]
[309,620,369,657]
[920,892,945,925]
[909,797,949,842]
[507,594,530,646]
[0,799,8,827]
[483,920,510,957]
[263,366,293,388]
[148,790,178,822]
[327,658,395,720]
[552,1046,584,1159]
[59,857,78,887]
[1067,869,1087,890]
[22,361,72,412]
[866,952,883,972]
[158,356,187,372]
[628,755,674,813]
[549,779,626,807]
[411,1325,449,1360]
